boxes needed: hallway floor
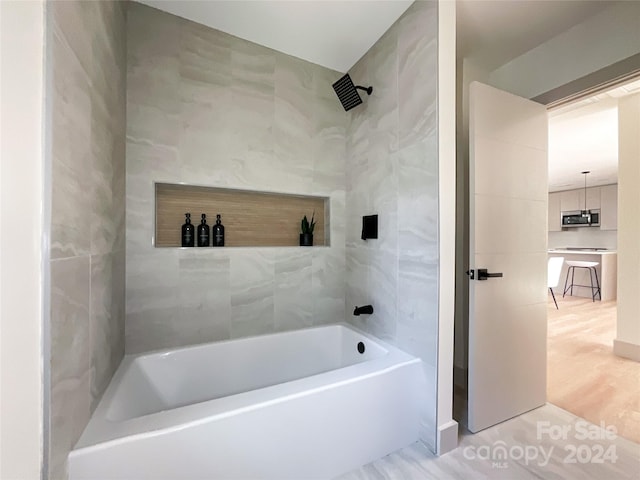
[547,295,640,444]
[337,403,639,479]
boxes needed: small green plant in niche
[300,212,316,246]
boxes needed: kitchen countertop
[548,249,617,255]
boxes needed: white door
[467,82,549,433]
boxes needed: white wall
[614,93,640,361]
[436,0,458,455]
[489,1,640,99]
[0,1,45,478]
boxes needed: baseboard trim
[613,339,640,362]
[437,420,458,455]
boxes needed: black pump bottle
[197,214,210,247]
[181,213,195,247]
[212,214,225,247]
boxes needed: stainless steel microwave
[561,209,600,227]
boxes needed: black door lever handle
[477,268,503,281]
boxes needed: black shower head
[332,73,373,111]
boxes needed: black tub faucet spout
[353,305,374,316]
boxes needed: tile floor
[337,403,640,479]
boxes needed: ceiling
[138,1,619,74]
[548,99,619,193]
[548,78,640,193]
[457,0,616,71]
[137,0,413,73]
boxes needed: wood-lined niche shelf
[155,183,329,247]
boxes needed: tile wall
[125,3,347,353]
[48,1,126,478]
[345,1,440,449]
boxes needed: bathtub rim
[72,322,420,453]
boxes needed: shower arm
[355,85,373,96]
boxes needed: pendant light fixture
[581,170,591,222]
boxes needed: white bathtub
[69,324,424,479]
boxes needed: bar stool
[562,260,601,301]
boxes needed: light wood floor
[547,294,640,444]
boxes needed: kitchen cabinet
[578,186,601,210]
[560,189,581,211]
[600,184,618,230]
[548,192,561,231]
[558,187,600,212]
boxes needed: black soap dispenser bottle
[197,214,210,247]
[181,213,195,247]
[213,214,225,247]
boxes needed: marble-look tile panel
[346,57,370,127]
[125,306,181,355]
[51,30,92,260]
[312,94,347,194]
[313,63,344,101]
[312,248,347,325]
[346,246,371,332]
[89,2,125,120]
[345,186,370,248]
[125,247,181,353]
[230,251,275,338]
[178,19,233,185]
[398,0,438,150]
[110,249,126,372]
[328,192,347,249]
[366,250,398,342]
[312,86,346,202]
[228,36,275,174]
[51,0,94,76]
[112,126,127,256]
[127,6,181,150]
[126,100,181,154]
[127,3,182,79]
[50,256,91,395]
[126,250,179,316]
[179,20,232,101]
[370,27,399,153]
[90,97,116,257]
[178,250,231,345]
[178,93,236,187]
[397,260,438,364]
[126,141,180,254]
[274,249,313,331]
[346,124,370,183]
[50,256,91,480]
[397,138,439,264]
[89,253,116,411]
[368,138,398,256]
[50,372,91,480]
[274,53,314,193]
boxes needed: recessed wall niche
[155,183,329,247]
